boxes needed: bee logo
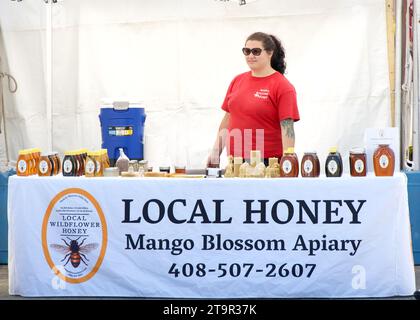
[50,237,99,268]
[42,188,108,283]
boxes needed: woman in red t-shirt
[207,32,300,167]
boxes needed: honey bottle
[38,153,53,177]
[94,151,104,177]
[53,152,61,175]
[280,147,299,177]
[101,149,110,169]
[373,144,395,176]
[27,149,35,175]
[325,147,343,177]
[62,151,76,176]
[85,152,97,177]
[301,151,320,178]
[349,148,367,177]
[16,149,30,176]
[33,148,41,175]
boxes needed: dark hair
[246,32,286,74]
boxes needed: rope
[0,72,18,93]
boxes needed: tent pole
[395,0,403,167]
[413,0,419,170]
[46,0,53,152]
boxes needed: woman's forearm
[280,118,295,154]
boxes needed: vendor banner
[8,173,416,297]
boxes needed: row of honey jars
[38,152,61,176]
[85,150,110,177]
[16,148,41,176]
[325,145,394,177]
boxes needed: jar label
[282,160,292,174]
[63,160,73,173]
[85,160,95,174]
[354,159,365,174]
[303,160,313,174]
[39,160,49,174]
[379,155,389,169]
[328,160,338,175]
[18,160,27,173]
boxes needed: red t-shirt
[221,71,300,159]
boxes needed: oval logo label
[42,188,108,284]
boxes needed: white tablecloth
[7,173,416,297]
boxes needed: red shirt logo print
[254,88,270,100]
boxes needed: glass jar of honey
[280,147,299,177]
[373,144,395,176]
[301,151,320,177]
[16,150,30,176]
[93,151,104,177]
[325,147,343,177]
[53,152,61,175]
[62,151,77,176]
[349,148,367,177]
[38,153,53,177]
[85,152,97,177]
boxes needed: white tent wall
[0,0,391,172]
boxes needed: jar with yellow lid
[280,147,299,177]
[93,151,104,177]
[38,153,53,177]
[62,151,77,176]
[84,151,97,177]
[17,149,31,176]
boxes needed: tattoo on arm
[281,119,295,139]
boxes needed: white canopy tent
[0,0,399,171]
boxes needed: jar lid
[329,147,338,153]
[285,147,295,154]
[350,147,365,154]
[129,160,138,164]
[175,165,186,169]
[159,166,170,169]
[304,151,317,154]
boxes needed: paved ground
[0,264,419,300]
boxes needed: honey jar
[280,147,299,177]
[301,151,320,177]
[16,150,31,176]
[373,144,395,176]
[62,151,77,176]
[85,152,97,177]
[349,148,367,177]
[325,147,343,177]
[38,153,53,176]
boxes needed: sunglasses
[242,47,265,56]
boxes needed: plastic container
[99,101,146,166]
[0,168,16,264]
[405,171,420,265]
